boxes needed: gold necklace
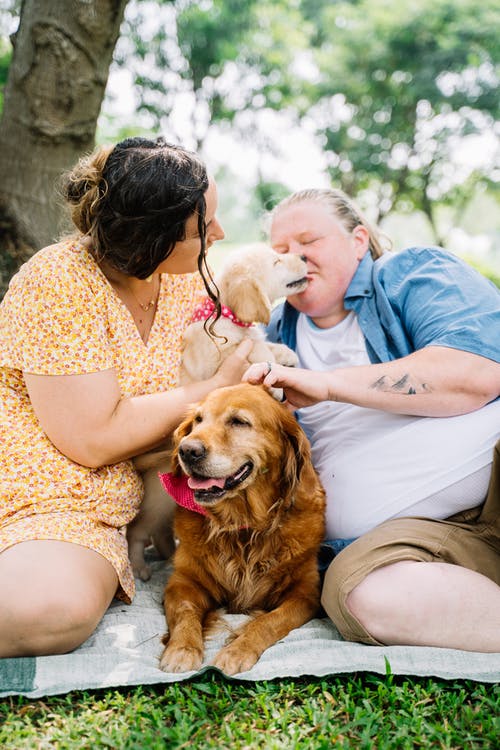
[126,277,159,312]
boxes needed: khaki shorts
[321,440,500,645]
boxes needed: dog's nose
[300,254,307,262]
[179,439,206,464]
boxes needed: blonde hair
[271,188,391,259]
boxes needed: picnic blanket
[2,555,500,698]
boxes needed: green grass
[1,674,499,749]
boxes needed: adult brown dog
[159,383,326,676]
[127,245,307,581]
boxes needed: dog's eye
[193,414,203,424]
[273,258,282,266]
[228,416,251,427]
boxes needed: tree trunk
[0,0,128,298]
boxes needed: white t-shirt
[295,311,500,539]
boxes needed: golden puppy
[159,383,326,676]
[180,244,308,383]
[127,245,308,580]
[127,448,175,581]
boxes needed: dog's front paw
[212,643,260,676]
[128,541,152,582]
[128,551,152,582]
[159,643,204,673]
[132,561,152,582]
[270,344,299,368]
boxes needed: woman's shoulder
[374,245,473,281]
[6,237,98,298]
[373,246,500,307]
[18,237,92,276]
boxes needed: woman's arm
[25,339,254,468]
[243,346,500,417]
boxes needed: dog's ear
[223,277,272,324]
[278,411,309,506]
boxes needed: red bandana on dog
[159,473,207,516]
[158,472,250,530]
[190,297,252,328]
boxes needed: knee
[320,559,361,640]
[0,589,105,657]
[322,561,417,645]
[346,562,418,635]
[345,575,384,635]
[321,559,392,645]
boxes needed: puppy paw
[268,386,286,402]
[159,644,204,673]
[270,344,299,368]
[131,560,152,582]
[212,644,260,676]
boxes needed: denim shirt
[267,247,500,364]
[268,247,500,558]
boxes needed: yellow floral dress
[0,238,204,602]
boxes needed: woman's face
[270,200,369,328]
[156,177,224,275]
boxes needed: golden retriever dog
[127,245,308,581]
[159,383,326,676]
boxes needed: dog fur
[127,245,308,580]
[159,383,326,676]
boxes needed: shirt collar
[345,251,375,301]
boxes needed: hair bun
[61,144,114,234]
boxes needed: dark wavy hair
[61,137,216,297]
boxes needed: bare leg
[0,540,118,657]
[342,561,500,652]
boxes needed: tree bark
[0,0,128,298]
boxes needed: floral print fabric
[0,239,204,601]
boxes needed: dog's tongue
[187,476,225,490]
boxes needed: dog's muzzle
[178,440,255,504]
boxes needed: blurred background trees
[0,0,499,297]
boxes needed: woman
[244,188,500,652]
[0,136,252,657]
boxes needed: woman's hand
[242,361,331,408]
[211,339,255,389]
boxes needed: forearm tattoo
[369,374,432,395]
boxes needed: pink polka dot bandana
[190,297,252,328]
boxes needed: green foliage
[114,0,499,243]
[2,0,499,245]
[254,179,290,212]
[176,0,256,90]
[308,0,500,229]
[1,675,499,748]
[116,0,314,147]
[0,35,12,112]
[0,0,18,110]
[466,258,500,288]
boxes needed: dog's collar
[159,472,207,516]
[190,297,253,328]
